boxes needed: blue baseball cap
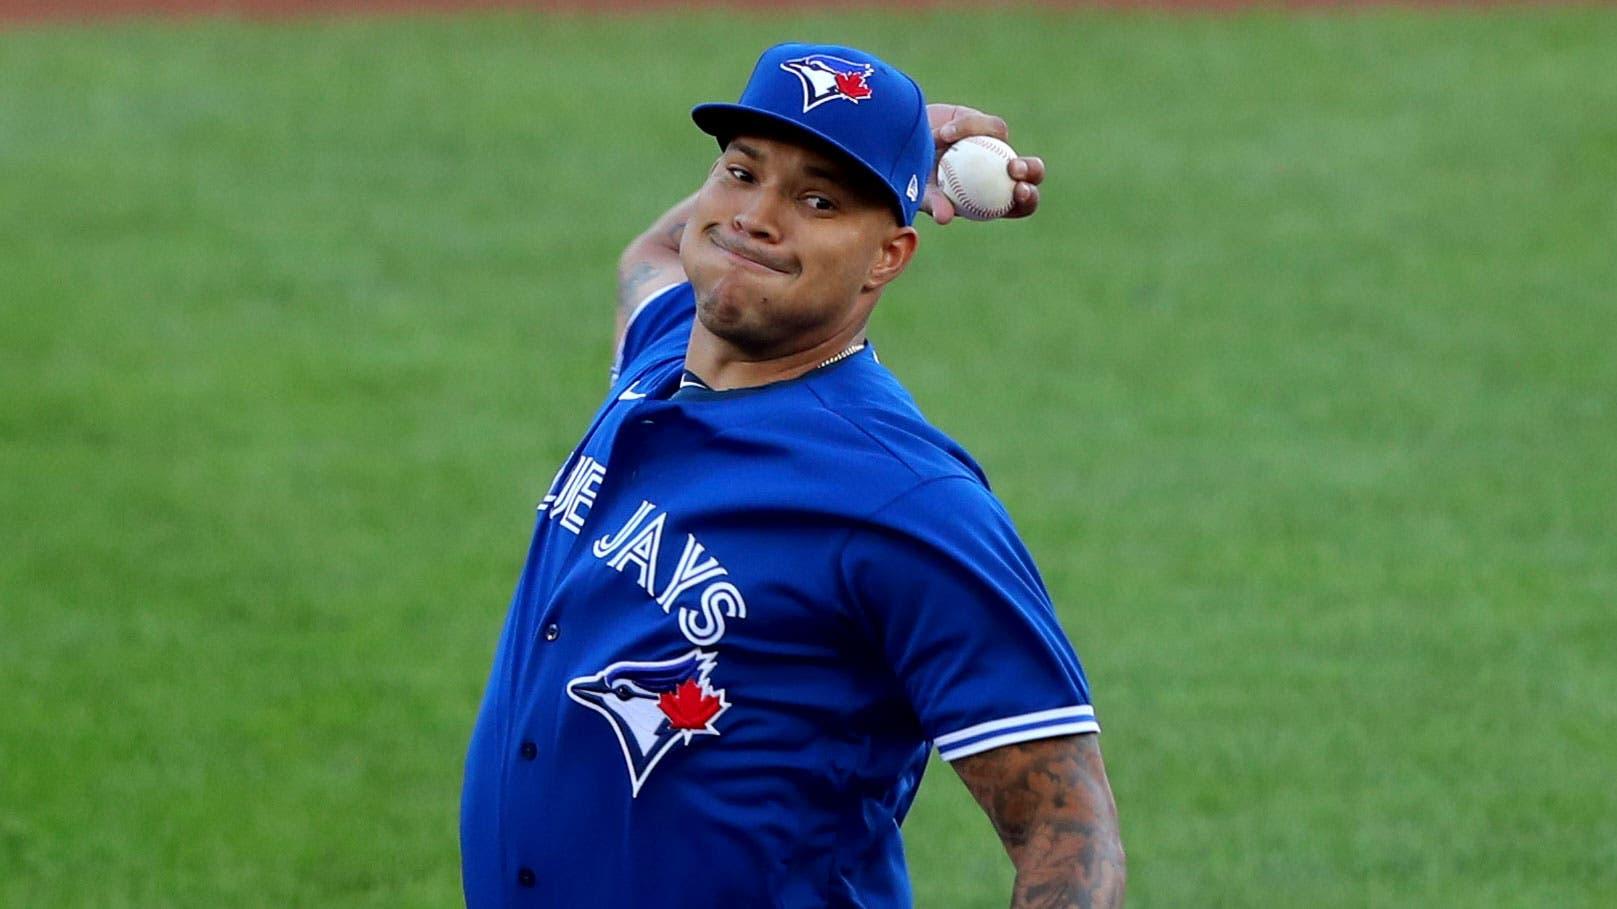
[692,43,934,226]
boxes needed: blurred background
[2,1,1614,905]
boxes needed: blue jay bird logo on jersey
[779,54,876,112]
[567,649,731,796]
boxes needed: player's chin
[696,279,759,331]
[696,281,790,350]
[695,305,771,352]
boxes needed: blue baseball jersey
[460,283,1097,908]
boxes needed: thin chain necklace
[680,341,868,394]
[817,340,867,370]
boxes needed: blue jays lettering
[542,458,749,648]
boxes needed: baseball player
[460,43,1124,908]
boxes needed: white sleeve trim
[623,281,685,333]
[611,281,686,379]
[934,706,1098,762]
[935,705,1095,747]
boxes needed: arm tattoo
[618,260,660,310]
[952,734,1126,909]
[617,221,685,316]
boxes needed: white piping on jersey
[934,705,1098,762]
[612,282,687,376]
[937,718,1101,762]
[934,705,1097,748]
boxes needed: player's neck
[684,324,867,391]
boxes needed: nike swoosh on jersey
[618,382,648,401]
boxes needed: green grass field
[3,6,1615,906]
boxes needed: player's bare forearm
[952,734,1126,909]
[615,192,698,344]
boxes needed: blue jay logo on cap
[567,649,731,796]
[779,54,875,113]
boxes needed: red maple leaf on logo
[834,71,872,101]
[658,679,723,731]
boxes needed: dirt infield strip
[0,0,1560,27]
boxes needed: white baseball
[937,135,1018,221]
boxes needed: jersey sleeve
[611,282,696,384]
[839,476,1098,762]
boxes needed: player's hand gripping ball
[937,136,1019,221]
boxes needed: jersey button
[517,867,536,887]
[543,623,560,641]
[519,741,538,760]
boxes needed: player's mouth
[708,229,795,276]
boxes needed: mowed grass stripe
[2,9,1614,907]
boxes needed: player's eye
[805,194,837,212]
[726,166,755,183]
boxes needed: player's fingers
[1007,182,1040,219]
[924,187,956,224]
[936,112,1009,145]
[1009,156,1046,186]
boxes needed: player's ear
[863,226,919,292]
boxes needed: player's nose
[732,192,782,242]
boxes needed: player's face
[680,134,917,357]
